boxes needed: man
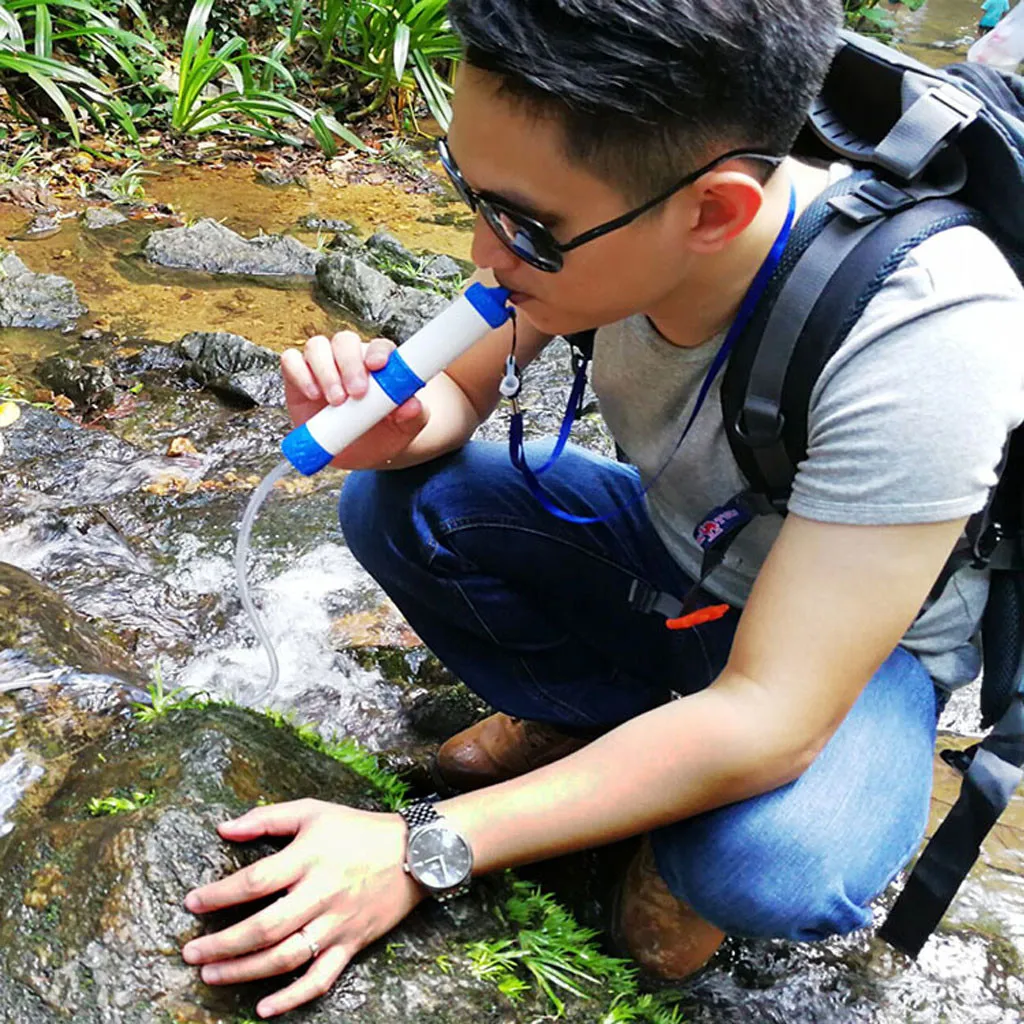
[179,1,1024,1018]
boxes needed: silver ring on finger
[297,926,321,961]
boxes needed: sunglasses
[438,137,785,273]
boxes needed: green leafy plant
[132,663,209,723]
[172,0,366,153]
[844,0,928,39]
[0,1,158,143]
[301,0,460,129]
[99,160,155,201]
[0,142,40,182]
[466,879,685,1021]
[87,789,155,816]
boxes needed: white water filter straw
[281,283,511,476]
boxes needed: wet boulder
[0,703,596,1024]
[144,219,323,277]
[82,207,128,230]
[0,251,86,329]
[316,253,447,343]
[0,562,143,851]
[174,331,285,408]
[36,355,117,412]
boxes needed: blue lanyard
[508,184,798,525]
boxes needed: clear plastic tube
[235,459,294,689]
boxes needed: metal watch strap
[400,799,472,902]
[399,799,442,831]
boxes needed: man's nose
[470,213,521,273]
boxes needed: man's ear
[685,171,766,254]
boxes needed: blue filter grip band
[465,283,512,329]
[371,350,426,407]
[281,423,334,477]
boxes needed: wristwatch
[399,800,474,902]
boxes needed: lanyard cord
[507,183,799,525]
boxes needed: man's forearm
[436,673,819,874]
[382,371,487,470]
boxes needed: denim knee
[651,811,874,942]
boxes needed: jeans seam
[435,518,669,593]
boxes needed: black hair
[447,0,842,199]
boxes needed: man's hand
[181,800,423,1018]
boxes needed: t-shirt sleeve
[787,226,1024,526]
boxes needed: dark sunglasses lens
[482,204,562,272]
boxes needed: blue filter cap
[281,423,334,477]
[465,283,512,329]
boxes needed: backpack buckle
[734,396,786,447]
[874,80,982,182]
[829,178,919,224]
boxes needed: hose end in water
[282,423,333,476]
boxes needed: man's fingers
[184,844,303,918]
[216,799,317,842]
[184,883,322,963]
[363,337,395,372]
[305,334,345,405]
[199,929,314,987]
[330,330,369,399]
[281,348,320,402]
[256,943,351,1019]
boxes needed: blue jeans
[340,441,938,941]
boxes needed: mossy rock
[0,705,600,1023]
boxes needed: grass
[87,789,155,816]
[131,665,409,811]
[262,709,410,811]
[466,878,687,1023]
[0,142,40,183]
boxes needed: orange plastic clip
[665,604,731,631]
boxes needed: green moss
[260,709,410,811]
[467,878,686,1023]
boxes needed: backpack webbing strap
[727,196,984,504]
[736,210,888,501]
[879,689,1024,958]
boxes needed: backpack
[568,30,1024,957]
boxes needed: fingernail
[182,944,201,964]
[257,1002,273,1018]
[202,966,220,984]
[184,894,200,912]
[327,385,345,404]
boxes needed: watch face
[407,823,473,891]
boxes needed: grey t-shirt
[592,224,1024,690]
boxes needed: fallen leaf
[167,436,199,457]
[0,401,18,428]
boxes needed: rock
[144,219,323,277]
[36,355,117,411]
[82,207,128,230]
[256,167,296,187]
[381,288,448,344]
[404,683,491,741]
[366,229,417,264]
[300,215,356,235]
[24,213,62,238]
[316,254,449,343]
[0,251,86,329]
[420,254,465,283]
[0,562,142,687]
[0,703,598,1023]
[174,331,285,408]
[317,254,397,322]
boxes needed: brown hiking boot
[612,836,725,982]
[434,712,594,791]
